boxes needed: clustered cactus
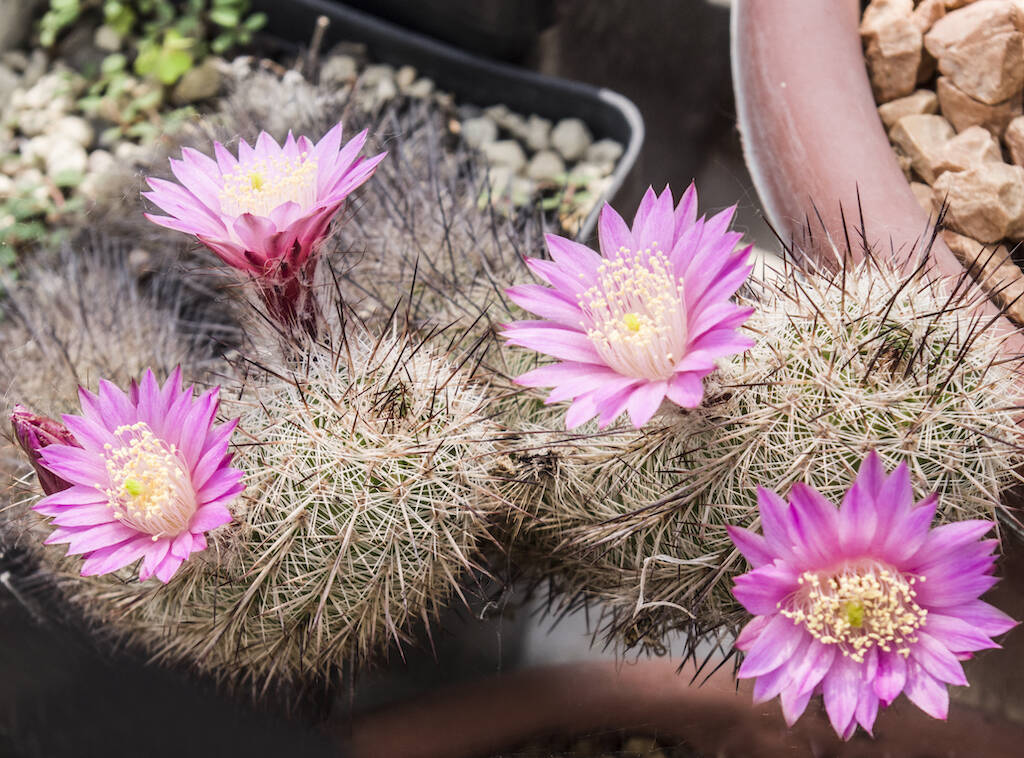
[1,54,1022,733]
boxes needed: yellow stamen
[623,312,642,332]
[123,477,144,497]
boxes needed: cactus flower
[727,452,1017,739]
[32,369,244,583]
[502,183,754,429]
[143,121,385,329]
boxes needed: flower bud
[10,404,79,494]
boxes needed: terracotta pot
[338,655,1024,758]
[730,0,1024,357]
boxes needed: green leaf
[156,49,193,84]
[210,33,233,54]
[243,12,266,31]
[101,52,127,74]
[52,170,83,188]
[209,8,240,27]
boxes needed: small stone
[525,149,566,181]
[933,162,1024,241]
[889,113,956,183]
[374,76,398,104]
[93,24,122,52]
[1005,116,1024,166]
[395,65,416,92]
[46,115,94,148]
[893,148,914,180]
[113,140,150,165]
[484,165,513,197]
[585,138,624,166]
[20,134,50,165]
[43,136,88,178]
[877,89,939,129]
[924,0,1024,104]
[461,116,498,149]
[910,181,935,213]
[912,0,947,31]
[171,57,222,105]
[319,55,358,86]
[87,148,115,174]
[860,0,922,102]
[406,77,434,98]
[20,49,47,89]
[0,61,16,104]
[78,149,118,200]
[360,64,395,88]
[481,139,527,172]
[551,117,593,161]
[523,114,552,152]
[280,69,305,90]
[572,161,612,180]
[943,229,1024,323]
[937,76,1023,137]
[483,103,511,125]
[934,125,1003,176]
[128,247,151,271]
[510,175,536,204]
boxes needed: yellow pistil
[219,152,319,217]
[102,422,197,538]
[578,244,688,381]
[780,561,927,663]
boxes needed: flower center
[780,561,927,662]
[219,152,319,217]
[578,244,687,381]
[102,422,197,539]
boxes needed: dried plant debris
[502,228,1024,658]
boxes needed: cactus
[505,240,1024,657]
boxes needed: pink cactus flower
[32,369,245,583]
[143,121,385,330]
[727,452,1017,739]
[10,404,80,495]
[502,183,754,429]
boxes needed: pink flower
[727,452,1017,739]
[143,121,385,329]
[10,404,79,495]
[502,184,754,429]
[33,369,245,583]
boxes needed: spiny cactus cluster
[505,242,1024,656]
[49,315,505,692]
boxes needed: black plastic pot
[251,0,644,242]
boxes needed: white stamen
[219,151,319,217]
[102,422,197,538]
[577,245,687,380]
[779,560,927,662]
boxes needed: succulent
[28,310,508,696]
[506,240,1024,657]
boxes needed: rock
[936,76,1023,137]
[937,76,1023,137]
[893,148,914,179]
[46,115,93,148]
[0,62,16,105]
[551,117,593,161]
[877,89,939,129]
[888,113,956,182]
[171,57,223,105]
[943,229,1024,323]
[360,64,395,88]
[924,0,1024,104]
[374,76,398,104]
[933,162,1024,241]
[510,175,536,203]
[484,165,513,197]
[319,55,358,86]
[481,139,527,172]
[523,114,552,152]
[586,138,625,166]
[1005,116,1024,165]
[934,125,1003,175]
[860,0,922,102]
[525,149,566,181]
[113,140,151,165]
[0,173,12,198]
[395,65,416,92]
[912,0,947,30]
[20,49,47,89]
[406,78,434,98]
[43,136,88,179]
[79,149,118,200]
[461,116,498,149]
[93,24,122,53]
[572,161,614,180]
[910,181,935,212]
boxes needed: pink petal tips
[728,451,1017,740]
[29,368,245,583]
[502,183,754,429]
[143,121,386,331]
